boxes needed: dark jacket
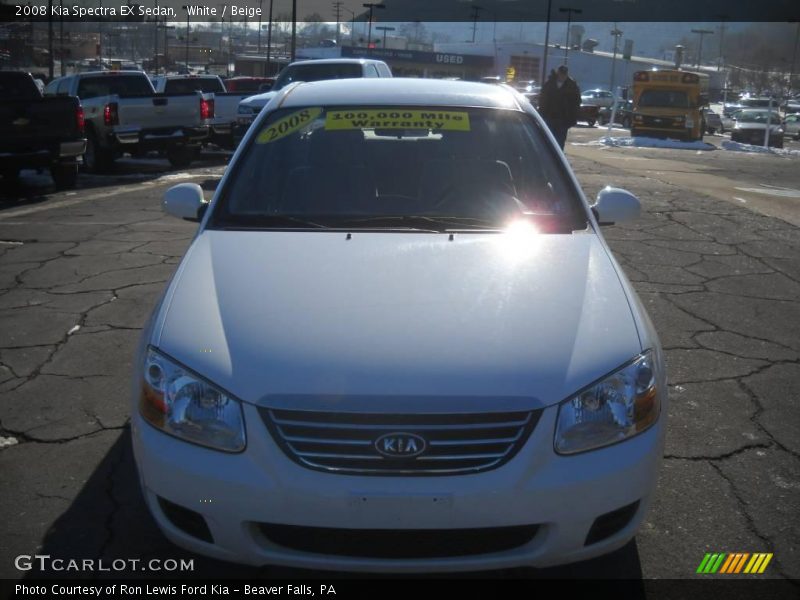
[538,72,581,128]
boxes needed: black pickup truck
[0,71,86,189]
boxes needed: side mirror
[163,183,207,221]
[592,187,641,226]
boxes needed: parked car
[578,103,600,126]
[730,109,784,148]
[598,100,634,128]
[223,77,274,93]
[134,78,666,571]
[45,70,214,171]
[581,89,616,108]
[235,58,392,141]
[515,80,538,93]
[722,102,744,117]
[0,71,86,190]
[782,113,800,140]
[152,74,252,150]
[703,108,723,134]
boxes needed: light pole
[362,3,385,49]
[470,4,482,43]
[691,28,714,68]
[609,25,622,93]
[541,0,552,90]
[376,26,394,47]
[559,7,581,64]
[181,5,190,68]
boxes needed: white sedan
[132,78,667,571]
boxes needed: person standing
[537,65,581,150]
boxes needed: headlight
[554,351,659,455]
[140,348,246,452]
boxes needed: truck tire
[83,133,114,174]
[167,147,195,169]
[622,116,632,129]
[51,163,78,190]
[587,119,596,127]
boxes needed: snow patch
[67,325,81,335]
[574,136,716,150]
[0,436,19,449]
[721,140,800,157]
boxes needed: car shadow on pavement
[24,430,645,585]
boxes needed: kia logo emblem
[374,433,427,458]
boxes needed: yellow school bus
[631,69,710,141]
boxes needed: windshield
[273,64,363,91]
[735,110,778,124]
[638,90,690,108]
[164,78,225,94]
[77,75,153,98]
[740,98,772,108]
[211,106,585,232]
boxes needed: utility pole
[257,0,264,52]
[540,0,552,86]
[559,7,581,65]
[181,6,190,68]
[154,2,159,74]
[47,0,53,79]
[266,0,274,74]
[470,4,482,43]
[333,1,343,46]
[691,28,714,68]
[790,21,799,93]
[290,0,296,60]
[717,16,727,71]
[59,0,64,75]
[362,3,385,49]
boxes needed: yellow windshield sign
[325,109,470,131]
[255,107,322,144]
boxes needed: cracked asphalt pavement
[0,134,798,582]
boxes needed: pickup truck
[44,71,213,172]
[151,74,251,150]
[235,58,392,141]
[0,71,86,190]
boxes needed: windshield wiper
[332,215,500,232]
[214,215,328,230]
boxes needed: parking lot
[0,125,798,582]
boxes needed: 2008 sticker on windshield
[325,110,471,131]
[256,108,323,144]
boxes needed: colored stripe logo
[697,553,773,574]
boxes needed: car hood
[155,230,642,408]
[735,122,782,132]
[240,91,278,110]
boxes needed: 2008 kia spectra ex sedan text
[131,78,667,572]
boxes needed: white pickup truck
[235,58,392,142]
[151,74,252,150]
[45,71,214,171]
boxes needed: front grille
[257,523,541,558]
[640,115,683,129]
[259,407,540,476]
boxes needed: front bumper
[132,401,666,572]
